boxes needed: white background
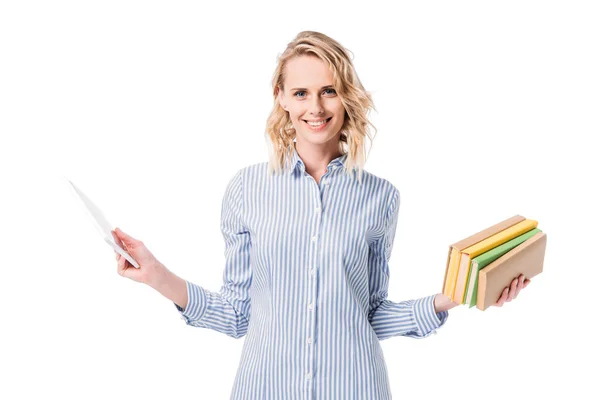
[1,1,598,399]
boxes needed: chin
[300,134,339,146]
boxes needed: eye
[293,88,337,98]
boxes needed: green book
[465,228,542,307]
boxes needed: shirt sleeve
[367,188,449,340]
[173,169,252,339]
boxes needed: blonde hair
[265,31,377,184]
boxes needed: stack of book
[441,215,547,311]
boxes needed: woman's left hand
[493,274,530,307]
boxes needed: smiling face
[277,55,346,149]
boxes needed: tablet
[66,178,141,269]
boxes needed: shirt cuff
[412,294,449,337]
[173,280,208,325]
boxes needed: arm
[151,268,188,310]
[367,188,450,340]
[167,170,252,339]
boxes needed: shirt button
[311,236,317,242]
[315,206,320,213]
[308,303,314,310]
[306,373,311,380]
[310,269,315,276]
[307,337,313,344]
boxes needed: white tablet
[66,178,141,269]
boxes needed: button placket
[305,170,329,397]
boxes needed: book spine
[443,248,460,298]
[476,269,488,311]
[453,253,470,303]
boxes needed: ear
[277,87,287,111]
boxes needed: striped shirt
[174,146,449,399]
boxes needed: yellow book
[452,219,538,303]
[443,248,460,297]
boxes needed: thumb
[114,227,138,247]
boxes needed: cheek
[286,110,303,129]
[286,105,302,118]
[331,104,346,121]
[329,101,345,117]
[287,110,302,127]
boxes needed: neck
[294,142,343,174]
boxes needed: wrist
[147,263,172,291]
[150,267,188,310]
[434,293,459,313]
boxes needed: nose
[309,96,324,116]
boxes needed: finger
[496,287,508,306]
[111,230,120,244]
[115,227,139,247]
[514,275,525,299]
[112,229,128,252]
[495,287,509,306]
[117,253,128,275]
[511,277,519,298]
[507,278,519,302]
[119,258,132,276]
[523,279,531,288]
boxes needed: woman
[111,31,529,399]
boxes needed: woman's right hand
[111,227,168,288]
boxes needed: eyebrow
[290,85,335,91]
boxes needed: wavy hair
[265,31,377,184]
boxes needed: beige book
[476,232,547,311]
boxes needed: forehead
[283,55,333,89]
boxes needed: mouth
[303,117,332,132]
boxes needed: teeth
[306,119,327,126]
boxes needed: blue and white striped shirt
[175,146,449,399]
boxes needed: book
[442,215,525,298]
[477,231,547,310]
[465,228,542,307]
[453,219,539,303]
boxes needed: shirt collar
[288,146,349,175]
